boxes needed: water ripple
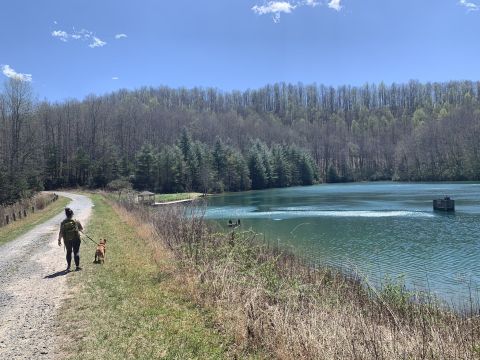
[206,182,480,306]
[206,208,433,219]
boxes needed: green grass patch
[0,196,69,246]
[155,192,203,203]
[59,194,231,359]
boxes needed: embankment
[58,194,239,360]
[0,193,69,246]
[60,194,480,359]
[116,197,480,359]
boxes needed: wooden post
[5,215,9,225]
[32,206,35,213]
[12,213,16,221]
[23,209,27,217]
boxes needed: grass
[58,194,237,360]
[155,192,203,203]
[0,196,69,246]
[58,194,480,359]
[115,200,480,359]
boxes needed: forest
[1,78,480,204]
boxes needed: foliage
[2,78,480,203]
[106,178,132,192]
[133,144,156,191]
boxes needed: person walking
[58,207,83,271]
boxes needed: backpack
[63,219,80,242]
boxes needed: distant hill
[1,79,480,204]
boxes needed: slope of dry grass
[58,194,249,359]
[117,199,480,359]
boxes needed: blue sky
[1,0,480,101]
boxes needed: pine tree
[157,145,186,193]
[299,154,315,185]
[272,146,291,187]
[74,149,91,186]
[248,152,268,190]
[133,145,156,191]
[212,137,227,190]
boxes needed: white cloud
[89,36,107,48]
[51,28,107,48]
[112,77,119,80]
[252,1,296,15]
[52,30,69,42]
[252,1,296,22]
[115,33,127,39]
[305,0,319,7]
[328,0,342,11]
[459,0,479,11]
[252,0,338,22]
[1,65,32,82]
[53,20,58,25]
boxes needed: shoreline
[114,196,480,358]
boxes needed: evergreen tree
[212,137,227,190]
[179,127,193,161]
[157,145,186,193]
[231,150,251,191]
[133,144,156,191]
[74,149,91,186]
[248,152,268,190]
[192,141,212,193]
[326,164,339,183]
[119,156,134,178]
[272,146,291,187]
[44,144,61,189]
[299,154,316,185]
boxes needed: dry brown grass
[116,198,480,360]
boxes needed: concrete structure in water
[433,196,455,212]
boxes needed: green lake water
[205,182,480,308]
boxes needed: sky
[1,0,480,102]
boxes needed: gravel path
[0,192,92,359]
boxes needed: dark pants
[65,238,81,268]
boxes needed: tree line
[1,78,479,204]
[132,131,317,194]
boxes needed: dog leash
[79,230,99,246]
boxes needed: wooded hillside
[1,78,479,204]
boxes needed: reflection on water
[205,182,480,307]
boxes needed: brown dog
[94,238,107,264]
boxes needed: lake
[204,182,480,308]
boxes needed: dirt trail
[0,192,92,359]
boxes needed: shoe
[75,266,82,271]
[66,267,71,272]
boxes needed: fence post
[5,215,9,225]
[32,206,35,213]
[12,213,16,221]
[23,209,27,218]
